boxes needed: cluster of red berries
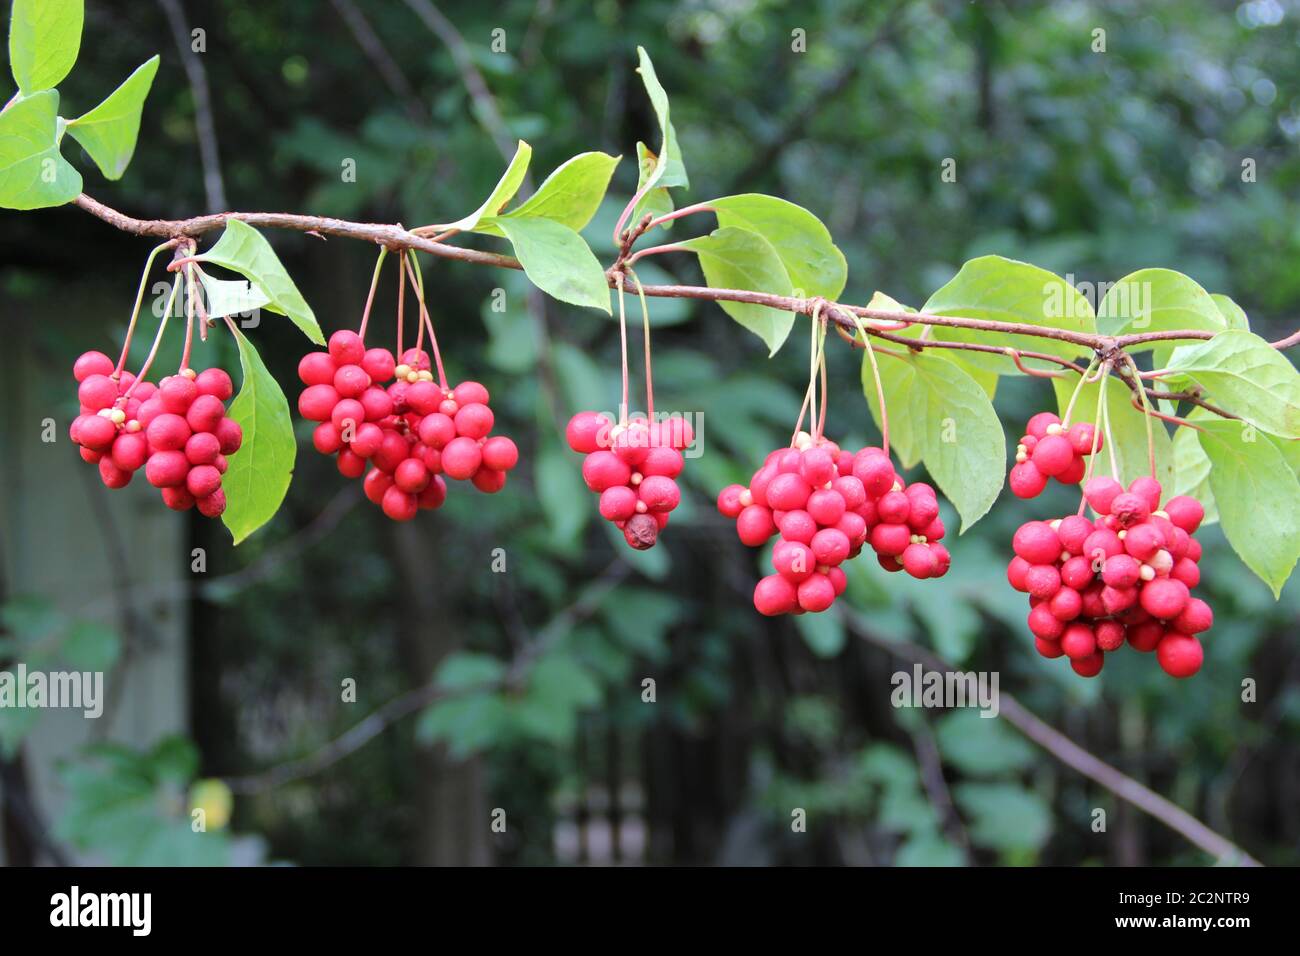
[718,433,950,616]
[1008,411,1102,498]
[70,351,240,517]
[1009,474,1210,678]
[565,411,693,550]
[298,330,518,522]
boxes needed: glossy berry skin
[481,436,519,472]
[565,411,612,454]
[441,436,483,481]
[1032,434,1074,477]
[754,575,798,616]
[74,351,116,382]
[1156,632,1203,678]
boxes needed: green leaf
[1051,374,1175,491]
[0,89,81,209]
[923,256,1095,372]
[896,832,964,867]
[434,652,506,691]
[493,151,619,232]
[195,219,323,344]
[1171,423,1219,525]
[1195,419,1300,598]
[864,349,1006,531]
[795,610,846,658]
[417,694,510,758]
[197,273,271,321]
[536,442,589,546]
[1211,293,1249,331]
[1166,330,1300,438]
[65,55,159,180]
[221,329,296,544]
[934,709,1035,776]
[954,782,1052,853]
[632,46,688,197]
[434,139,531,231]
[708,194,847,300]
[9,0,83,94]
[632,142,675,224]
[488,216,610,312]
[676,226,794,355]
[62,621,120,672]
[1097,269,1224,345]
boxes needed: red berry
[1140,577,1190,620]
[195,367,234,401]
[1007,555,1031,591]
[381,485,418,521]
[639,476,680,513]
[1095,620,1125,652]
[215,417,243,455]
[1012,521,1062,565]
[111,433,149,472]
[186,464,222,498]
[418,475,448,510]
[773,540,816,582]
[753,575,798,616]
[1082,528,1123,564]
[736,505,777,546]
[442,436,484,481]
[373,432,409,472]
[1156,632,1203,678]
[1173,597,1213,634]
[1164,495,1205,534]
[298,352,336,386]
[1048,587,1082,621]
[98,456,132,488]
[870,522,910,557]
[1024,564,1062,599]
[328,329,365,366]
[799,447,836,487]
[1028,603,1065,640]
[1070,652,1105,678]
[364,469,393,505]
[161,485,195,511]
[1060,623,1096,660]
[77,414,118,451]
[1035,636,1065,658]
[806,489,846,526]
[1109,492,1150,527]
[766,472,812,511]
[1101,554,1141,588]
[417,413,456,449]
[299,384,340,421]
[79,374,119,411]
[186,394,226,434]
[361,348,396,382]
[1128,476,1163,512]
[1031,434,1075,478]
[901,542,938,579]
[337,449,367,478]
[394,457,431,493]
[1083,476,1124,514]
[777,510,817,545]
[1066,422,1100,456]
[600,485,638,522]
[811,528,851,566]
[333,364,371,399]
[159,376,197,414]
[1056,455,1086,485]
[147,413,191,451]
[641,446,683,478]
[1025,411,1061,439]
[481,436,519,472]
[796,574,836,613]
[452,381,490,407]
[74,351,115,382]
[717,484,746,519]
[1171,557,1200,588]
[581,450,631,492]
[877,490,910,524]
[1127,620,1164,652]
[145,450,189,487]
[1060,555,1094,590]
[565,411,612,454]
[852,452,896,497]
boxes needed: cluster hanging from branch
[5,9,1300,664]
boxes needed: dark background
[1,0,1297,866]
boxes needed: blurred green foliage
[2,0,1298,866]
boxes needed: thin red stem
[180,264,197,371]
[616,272,629,424]
[357,248,388,342]
[629,270,655,419]
[406,252,448,390]
[395,253,406,357]
[116,241,175,377]
[123,275,182,401]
